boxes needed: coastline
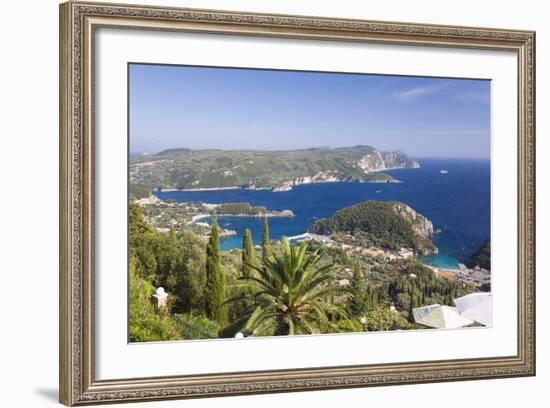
[159,186,277,193]
[371,163,420,173]
[159,186,241,192]
[190,211,294,224]
[249,229,487,287]
[151,161,489,276]
[154,168,418,194]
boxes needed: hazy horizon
[130,145,490,160]
[129,64,491,159]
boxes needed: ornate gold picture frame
[59,1,535,405]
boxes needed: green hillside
[464,238,490,270]
[129,145,419,190]
[309,200,436,255]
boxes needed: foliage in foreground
[128,268,181,342]
[128,201,480,342]
[361,307,412,331]
[226,238,348,336]
[175,313,220,340]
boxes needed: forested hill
[129,145,419,190]
[464,238,490,270]
[309,200,437,256]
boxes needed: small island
[209,202,294,218]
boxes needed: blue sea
[155,159,490,269]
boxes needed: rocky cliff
[357,151,420,172]
[391,202,435,239]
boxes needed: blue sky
[129,64,490,159]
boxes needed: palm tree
[228,238,347,336]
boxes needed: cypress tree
[204,219,228,324]
[162,226,181,294]
[349,268,367,317]
[408,290,420,322]
[261,216,272,262]
[242,228,255,277]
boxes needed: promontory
[309,200,437,256]
[129,145,420,192]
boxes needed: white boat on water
[440,169,449,174]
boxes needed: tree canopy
[228,238,347,336]
[310,200,435,253]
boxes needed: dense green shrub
[175,313,220,340]
[128,269,181,342]
[362,307,412,331]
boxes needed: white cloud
[392,85,441,101]
[392,85,489,105]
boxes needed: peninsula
[309,200,438,256]
[129,145,420,192]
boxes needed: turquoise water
[156,158,490,269]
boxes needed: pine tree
[242,228,255,277]
[261,216,272,262]
[204,219,228,324]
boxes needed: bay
[155,158,490,269]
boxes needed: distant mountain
[129,145,419,191]
[309,200,437,255]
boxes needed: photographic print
[128,63,492,342]
[60,4,535,403]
